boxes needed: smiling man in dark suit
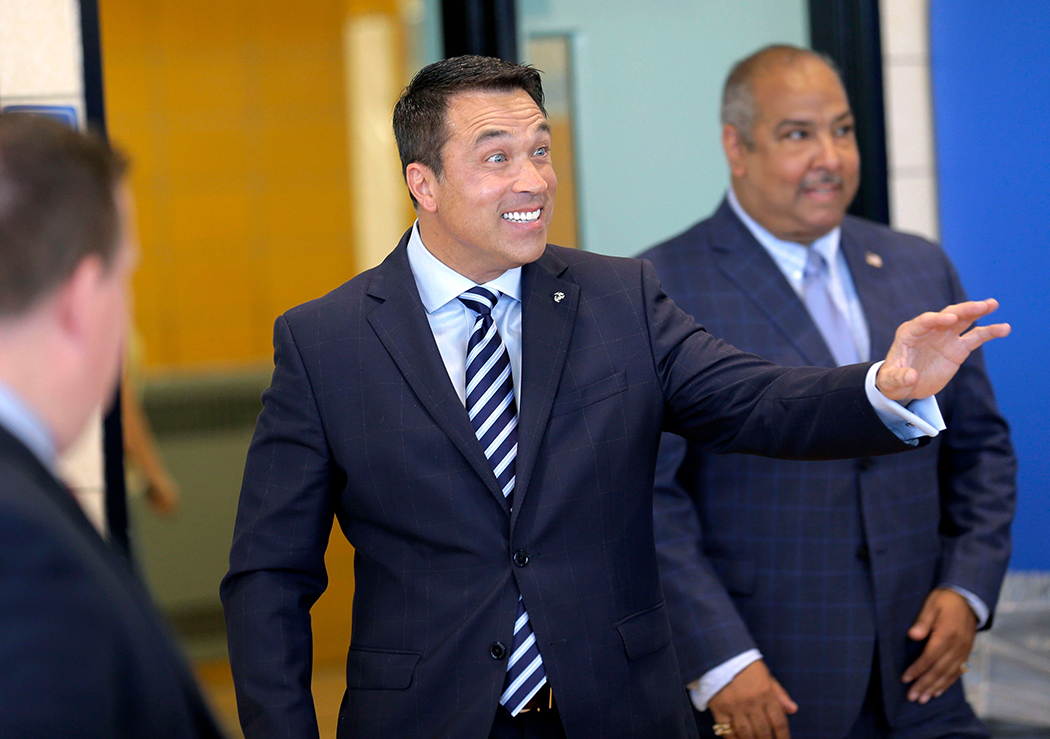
[221,55,1009,739]
[641,45,1015,739]
[0,113,225,737]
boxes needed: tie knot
[804,247,829,280]
[459,286,500,317]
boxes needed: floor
[195,657,1050,739]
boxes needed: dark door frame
[809,0,890,225]
[79,0,131,559]
[442,0,518,61]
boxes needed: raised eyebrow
[473,128,512,148]
[473,121,552,148]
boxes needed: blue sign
[0,105,78,129]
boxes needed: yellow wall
[99,0,413,671]
[100,0,378,371]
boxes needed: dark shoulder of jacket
[841,213,946,257]
[636,214,716,267]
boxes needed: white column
[879,0,939,242]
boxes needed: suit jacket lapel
[365,233,510,510]
[710,200,838,367]
[513,248,578,520]
[840,219,895,358]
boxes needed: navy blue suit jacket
[221,231,924,739]
[642,201,1016,738]
[0,425,225,738]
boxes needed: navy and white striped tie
[458,286,547,715]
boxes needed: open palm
[877,299,1010,403]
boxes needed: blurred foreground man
[641,45,1015,739]
[0,114,224,738]
[222,55,1009,739]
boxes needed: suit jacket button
[856,544,871,562]
[490,642,506,660]
[513,550,530,567]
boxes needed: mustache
[802,170,844,187]
[801,172,844,189]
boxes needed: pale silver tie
[803,248,860,366]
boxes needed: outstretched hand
[876,299,1010,403]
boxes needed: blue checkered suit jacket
[642,200,1016,738]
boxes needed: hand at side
[709,660,798,739]
[902,588,978,704]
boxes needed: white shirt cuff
[686,649,762,712]
[865,361,945,445]
[944,584,990,629]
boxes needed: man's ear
[722,124,749,179]
[55,255,105,343]
[406,162,439,213]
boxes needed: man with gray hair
[641,45,1015,739]
[0,113,225,737]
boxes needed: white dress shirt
[406,223,523,408]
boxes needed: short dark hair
[393,55,546,202]
[722,44,845,148]
[0,113,127,316]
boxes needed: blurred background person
[0,112,224,738]
[640,45,1016,739]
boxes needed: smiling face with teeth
[406,88,557,284]
[724,55,860,245]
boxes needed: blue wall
[931,1,1050,570]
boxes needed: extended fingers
[906,646,967,703]
[911,299,1001,335]
[772,678,799,715]
[902,638,940,686]
[960,322,1012,351]
[765,700,792,739]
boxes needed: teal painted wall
[519,0,809,257]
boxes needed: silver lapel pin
[553,291,565,303]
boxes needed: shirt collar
[726,187,842,268]
[0,379,56,469]
[406,221,522,313]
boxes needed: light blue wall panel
[519,0,809,257]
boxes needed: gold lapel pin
[865,251,883,268]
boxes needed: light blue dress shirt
[406,223,523,408]
[0,380,56,470]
